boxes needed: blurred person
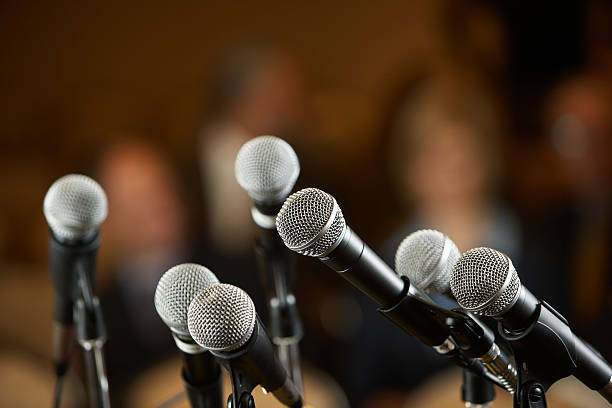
[340,74,522,407]
[195,42,301,356]
[195,44,359,405]
[198,44,305,256]
[548,73,612,207]
[96,137,190,405]
[384,75,519,258]
[542,72,612,356]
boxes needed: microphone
[235,135,300,214]
[395,229,517,395]
[275,188,507,389]
[394,229,460,295]
[235,135,304,391]
[276,188,405,307]
[451,247,612,403]
[188,283,302,408]
[43,174,108,377]
[154,263,223,408]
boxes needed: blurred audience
[96,137,190,405]
[1,2,611,407]
[540,72,612,355]
[195,42,306,355]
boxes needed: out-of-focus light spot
[551,114,589,159]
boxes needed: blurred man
[97,137,190,404]
[544,73,612,356]
[198,44,305,256]
[384,75,518,257]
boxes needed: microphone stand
[500,300,610,407]
[75,261,110,408]
[462,369,495,408]
[252,207,304,394]
[217,318,303,408]
[225,363,258,408]
[174,335,224,408]
[513,372,548,408]
[379,279,515,393]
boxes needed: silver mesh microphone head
[43,174,108,242]
[154,263,220,336]
[276,188,346,257]
[235,135,300,204]
[187,283,256,352]
[450,247,521,316]
[395,229,460,294]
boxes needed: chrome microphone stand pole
[75,261,111,408]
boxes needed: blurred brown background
[1,0,611,407]
[0,0,443,264]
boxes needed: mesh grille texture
[43,174,108,242]
[235,135,300,203]
[154,263,219,335]
[276,188,346,257]
[188,283,256,351]
[451,247,521,316]
[395,229,459,294]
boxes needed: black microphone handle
[49,233,99,320]
[320,227,404,307]
[254,225,302,338]
[320,226,453,345]
[254,226,294,300]
[317,226,513,390]
[181,351,223,408]
[49,233,99,374]
[183,350,220,383]
[499,287,612,400]
[212,318,302,407]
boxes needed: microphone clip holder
[212,318,302,408]
[378,278,508,391]
[498,301,562,408]
[225,363,258,408]
[268,295,303,344]
[377,277,452,347]
[496,293,611,406]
